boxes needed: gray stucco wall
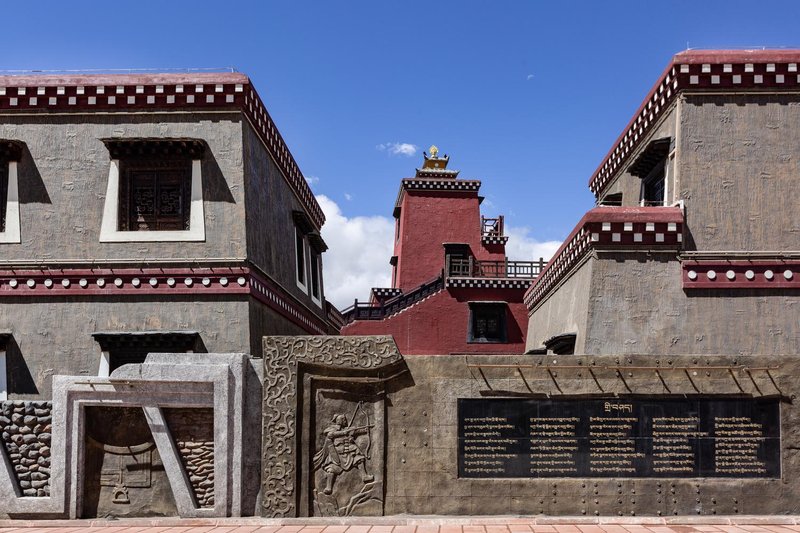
[679,93,800,251]
[241,121,328,319]
[0,112,246,262]
[0,296,250,398]
[583,253,799,356]
[385,353,800,516]
[525,258,593,353]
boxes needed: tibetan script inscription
[458,398,779,478]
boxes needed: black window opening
[598,192,622,207]
[310,250,321,300]
[468,303,508,343]
[0,164,7,233]
[630,137,672,207]
[642,165,666,206]
[296,227,306,286]
[92,331,200,374]
[544,332,577,355]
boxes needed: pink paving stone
[369,526,395,533]
[553,527,582,533]
[576,526,606,533]
[463,527,487,533]
[345,526,372,533]
[414,526,440,533]
[392,527,417,533]
[647,527,681,533]
[601,526,636,533]
[485,526,510,533]
[440,526,463,533]
[277,527,307,533]
[253,528,283,533]
[321,527,349,533]
[532,526,558,533]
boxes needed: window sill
[99,228,206,243]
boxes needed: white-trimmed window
[295,226,308,292]
[309,248,321,305]
[0,332,10,400]
[99,139,205,242]
[0,141,22,244]
[293,210,327,303]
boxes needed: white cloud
[317,195,394,309]
[526,73,535,81]
[376,142,418,157]
[504,225,561,264]
[344,193,353,201]
[305,175,320,188]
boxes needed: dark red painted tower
[342,147,545,355]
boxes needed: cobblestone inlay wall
[0,401,51,497]
[163,408,215,508]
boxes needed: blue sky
[3,1,800,305]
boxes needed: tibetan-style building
[341,147,544,354]
[0,71,341,401]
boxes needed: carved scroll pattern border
[261,336,402,518]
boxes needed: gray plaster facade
[528,57,800,356]
[0,73,339,401]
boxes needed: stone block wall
[0,401,51,496]
[164,408,215,508]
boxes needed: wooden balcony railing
[341,276,444,323]
[447,257,546,279]
[481,216,504,237]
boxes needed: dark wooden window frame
[467,302,508,344]
[118,157,193,232]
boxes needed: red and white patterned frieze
[401,179,481,192]
[0,73,324,229]
[446,278,531,290]
[589,50,800,197]
[682,260,800,290]
[524,207,684,310]
[0,265,329,335]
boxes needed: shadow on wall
[6,336,38,396]
[17,143,51,205]
[202,147,236,204]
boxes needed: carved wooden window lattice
[118,159,192,231]
[468,302,507,343]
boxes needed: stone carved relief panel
[311,387,385,517]
[262,336,404,518]
[82,406,177,518]
[163,408,215,508]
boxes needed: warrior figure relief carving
[314,405,374,495]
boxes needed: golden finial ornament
[429,145,439,158]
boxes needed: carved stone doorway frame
[261,336,406,518]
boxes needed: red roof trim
[0,72,324,229]
[589,49,800,197]
[524,206,684,310]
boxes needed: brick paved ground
[3,518,800,533]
